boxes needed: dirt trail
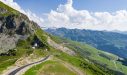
[47,37,85,75]
[54,58,85,75]
[47,37,76,55]
[113,60,118,70]
[63,62,85,75]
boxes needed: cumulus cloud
[42,0,127,31]
[1,0,127,31]
[0,0,44,26]
[25,10,44,25]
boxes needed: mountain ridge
[45,28,127,59]
[0,1,126,75]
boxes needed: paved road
[8,56,50,75]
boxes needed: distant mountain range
[1,1,123,75]
[46,28,127,59]
[112,30,127,35]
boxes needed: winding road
[8,55,50,75]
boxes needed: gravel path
[47,37,76,55]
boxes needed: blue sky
[3,0,127,31]
[14,0,66,15]
[14,0,127,16]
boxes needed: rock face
[0,15,34,35]
[0,34,18,53]
[0,7,7,14]
[0,8,36,53]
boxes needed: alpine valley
[0,1,127,75]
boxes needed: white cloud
[25,10,44,25]
[1,0,127,31]
[42,0,127,31]
[0,0,44,26]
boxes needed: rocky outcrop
[0,8,37,53]
[0,7,7,14]
[0,34,18,53]
[0,15,34,35]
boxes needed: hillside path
[3,55,50,75]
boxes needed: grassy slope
[0,1,19,16]
[21,32,125,75]
[24,47,117,75]
[24,60,76,75]
[49,35,127,75]
[0,1,126,75]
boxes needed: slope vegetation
[46,28,127,58]
[0,1,125,75]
